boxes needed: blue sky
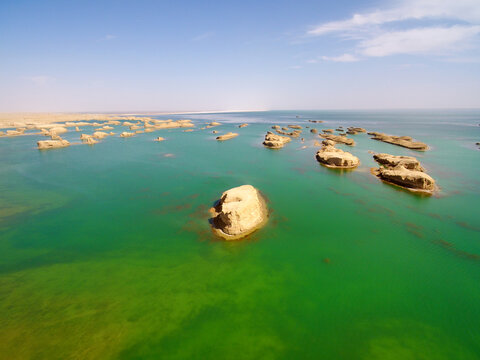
[1,0,479,111]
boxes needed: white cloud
[306,0,480,60]
[308,0,480,36]
[321,54,359,62]
[360,25,480,57]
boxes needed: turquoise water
[0,110,479,359]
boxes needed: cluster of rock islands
[0,113,443,240]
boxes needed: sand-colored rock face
[49,126,68,134]
[238,123,249,128]
[288,125,302,129]
[154,137,165,142]
[374,166,435,191]
[372,153,435,192]
[319,133,355,146]
[6,129,26,136]
[276,129,302,137]
[310,129,318,134]
[210,185,268,240]
[93,131,110,139]
[209,122,221,126]
[120,132,135,138]
[216,132,238,141]
[263,131,291,149]
[369,132,428,151]
[323,129,334,133]
[316,145,359,169]
[37,139,70,150]
[347,127,366,135]
[373,153,424,171]
[83,136,98,145]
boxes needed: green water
[1,110,479,359]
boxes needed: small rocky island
[263,131,291,149]
[369,132,428,151]
[216,132,239,141]
[316,143,359,169]
[372,153,435,192]
[210,185,268,240]
[319,133,355,146]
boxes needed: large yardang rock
[373,153,424,171]
[263,131,291,149]
[216,132,238,141]
[320,133,355,146]
[210,185,268,240]
[209,122,221,126]
[154,136,165,142]
[374,166,435,192]
[288,125,302,129]
[369,132,428,151]
[37,139,70,150]
[372,153,435,193]
[49,126,68,135]
[93,131,110,139]
[316,145,359,169]
[238,123,249,128]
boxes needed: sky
[0,0,479,112]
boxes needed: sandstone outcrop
[209,122,221,126]
[323,129,334,133]
[372,153,435,192]
[316,144,359,169]
[37,139,70,150]
[210,185,268,240]
[238,123,248,128]
[263,131,291,149]
[93,131,110,139]
[310,129,318,134]
[308,120,324,123]
[154,137,165,142]
[120,132,135,137]
[216,132,238,141]
[373,153,424,171]
[373,166,435,192]
[369,132,428,151]
[288,125,302,129]
[319,133,355,146]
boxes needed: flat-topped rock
[347,127,366,133]
[373,153,424,171]
[37,139,70,150]
[288,125,302,129]
[209,122,221,126]
[308,120,324,123]
[120,132,135,137]
[216,132,238,141]
[210,185,268,240]
[323,129,334,133]
[319,133,355,146]
[276,129,302,137]
[369,132,428,151]
[316,144,359,169]
[373,166,435,192]
[93,131,110,139]
[310,129,318,134]
[263,131,291,149]
[154,137,165,142]
[238,123,248,128]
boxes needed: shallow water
[1,110,479,359]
